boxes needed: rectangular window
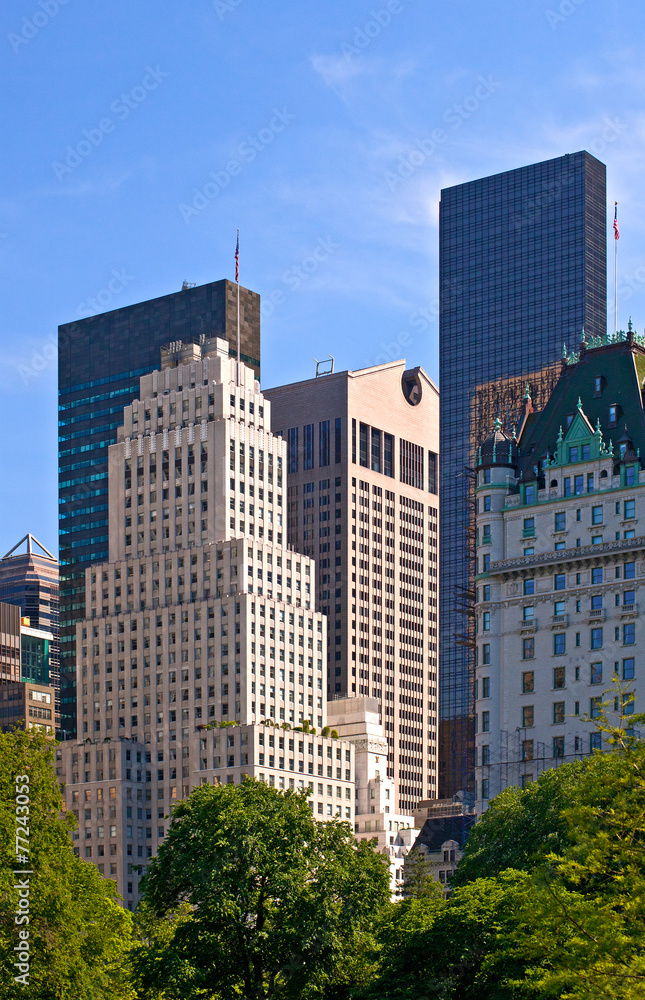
[554,574,566,590]
[482,677,490,698]
[590,628,603,650]
[318,420,330,468]
[482,611,490,631]
[428,450,438,494]
[525,484,535,504]
[553,634,566,656]
[483,495,491,511]
[522,739,534,760]
[591,567,603,585]
[383,433,394,478]
[359,423,369,468]
[522,637,534,660]
[523,517,535,537]
[590,662,603,684]
[481,778,490,800]
[287,428,299,474]
[590,697,602,719]
[553,701,565,724]
[334,417,342,464]
[623,692,635,716]
[522,705,534,728]
[623,623,635,645]
[592,505,603,525]
[625,499,636,519]
[523,605,534,621]
[553,600,565,616]
[569,446,578,462]
[564,477,572,496]
[303,424,314,471]
[481,711,490,732]
[624,561,636,580]
[553,666,565,689]
[371,428,381,473]
[623,657,635,680]
[481,745,490,766]
[553,736,565,758]
[574,475,584,495]
[482,643,490,665]
[399,438,424,489]
[352,419,356,464]
[522,671,534,693]
[554,512,566,532]
[590,732,602,752]
[626,466,636,486]
[482,554,490,573]
[524,578,535,596]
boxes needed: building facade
[439,151,607,798]
[474,331,645,812]
[58,279,261,738]
[266,362,439,813]
[0,535,59,730]
[57,338,359,908]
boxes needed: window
[399,438,423,488]
[553,666,565,689]
[318,421,330,467]
[554,512,566,532]
[482,554,490,573]
[523,606,534,622]
[522,671,534,693]
[590,662,603,685]
[522,705,534,728]
[428,451,438,494]
[481,711,490,733]
[482,612,491,632]
[624,590,635,606]
[592,505,603,525]
[553,634,566,656]
[591,567,603,585]
[622,692,635,716]
[524,578,535,596]
[303,424,314,470]
[564,477,571,497]
[522,739,534,760]
[483,495,491,512]
[554,574,566,590]
[482,584,491,601]
[371,427,381,473]
[569,446,578,463]
[481,778,490,800]
[623,623,635,645]
[624,561,635,580]
[482,643,490,665]
[574,475,584,495]
[553,702,565,724]
[625,499,636,519]
[523,517,535,537]
[287,428,298,473]
[553,736,565,758]
[383,433,394,478]
[609,404,619,424]
[481,745,490,766]
[626,466,636,487]
[525,484,535,504]
[623,657,635,680]
[553,600,565,617]
[589,697,602,719]
[590,628,603,650]
[590,732,602,751]
[591,594,602,611]
[482,677,490,698]
[522,638,534,660]
[334,417,342,464]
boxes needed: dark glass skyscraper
[439,151,607,798]
[58,279,261,736]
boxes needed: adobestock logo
[8,0,72,55]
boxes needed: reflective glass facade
[439,151,607,797]
[58,279,261,736]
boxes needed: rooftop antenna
[314,356,335,377]
[181,280,197,290]
[2,534,56,561]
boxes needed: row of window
[520,624,635,658]
[477,659,636,699]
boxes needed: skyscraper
[439,151,607,798]
[57,338,358,907]
[58,279,261,737]
[266,360,439,813]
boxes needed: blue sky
[1,0,644,556]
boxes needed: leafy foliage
[135,778,390,1000]
[0,729,133,1000]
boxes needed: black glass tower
[439,151,607,797]
[58,279,261,736]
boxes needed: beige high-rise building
[265,360,439,812]
[58,339,357,908]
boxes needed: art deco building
[474,330,645,812]
[266,362,439,813]
[58,279,261,738]
[439,151,607,799]
[57,338,357,908]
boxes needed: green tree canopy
[135,778,390,1000]
[0,729,133,1000]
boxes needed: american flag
[614,203,620,240]
[235,230,239,282]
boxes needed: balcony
[587,609,606,623]
[549,614,569,629]
[620,604,638,619]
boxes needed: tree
[135,778,390,1000]
[0,729,133,999]
[401,846,443,900]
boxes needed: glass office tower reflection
[439,151,607,798]
[58,279,261,736]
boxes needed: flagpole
[614,202,618,337]
[236,229,240,387]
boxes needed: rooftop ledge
[490,535,645,574]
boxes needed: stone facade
[265,361,439,813]
[474,335,645,812]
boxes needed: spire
[576,396,583,411]
[493,416,502,432]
